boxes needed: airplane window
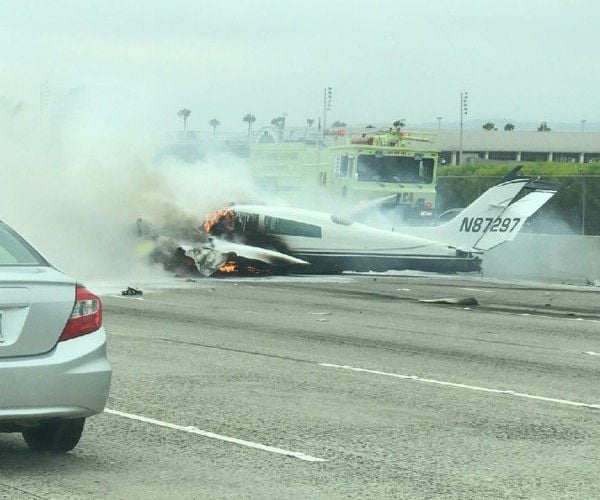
[264,216,322,238]
[331,215,353,226]
[235,213,260,233]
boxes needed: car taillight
[59,285,102,342]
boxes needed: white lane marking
[585,351,600,356]
[104,408,327,462]
[458,287,493,293]
[519,312,600,324]
[320,364,600,410]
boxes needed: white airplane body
[183,178,557,276]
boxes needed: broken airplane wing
[181,240,309,277]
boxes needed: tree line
[482,121,552,132]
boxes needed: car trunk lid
[0,267,76,358]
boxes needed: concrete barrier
[484,234,600,285]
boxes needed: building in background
[430,130,600,165]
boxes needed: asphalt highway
[1,274,599,499]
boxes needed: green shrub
[438,161,600,177]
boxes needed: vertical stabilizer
[473,188,556,250]
[403,179,553,251]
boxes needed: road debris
[419,297,479,306]
[121,287,144,297]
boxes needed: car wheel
[22,418,85,454]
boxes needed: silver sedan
[0,221,111,453]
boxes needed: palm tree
[366,124,375,129]
[331,120,347,128]
[209,118,221,136]
[392,120,405,130]
[242,113,256,137]
[482,122,495,131]
[177,108,191,131]
[270,116,286,140]
[271,116,285,128]
[306,118,315,128]
[537,121,551,132]
[504,123,515,131]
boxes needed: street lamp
[459,91,468,165]
[437,116,443,130]
[581,119,586,132]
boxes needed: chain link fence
[436,176,600,235]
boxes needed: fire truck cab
[249,126,440,223]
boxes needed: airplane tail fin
[470,187,556,250]
[404,179,557,252]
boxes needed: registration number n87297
[459,217,521,233]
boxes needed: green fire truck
[249,126,440,222]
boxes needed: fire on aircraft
[173,177,557,277]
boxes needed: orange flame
[218,260,238,273]
[203,208,235,233]
[216,259,269,276]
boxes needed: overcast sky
[1,0,598,131]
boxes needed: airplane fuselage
[208,205,481,274]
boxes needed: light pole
[323,87,332,131]
[581,119,586,132]
[437,116,443,130]
[459,91,468,165]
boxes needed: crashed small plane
[143,176,557,277]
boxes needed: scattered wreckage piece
[122,287,143,296]
[418,297,479,306]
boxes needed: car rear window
[0,224,46,266]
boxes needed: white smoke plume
[0,88,263,283]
